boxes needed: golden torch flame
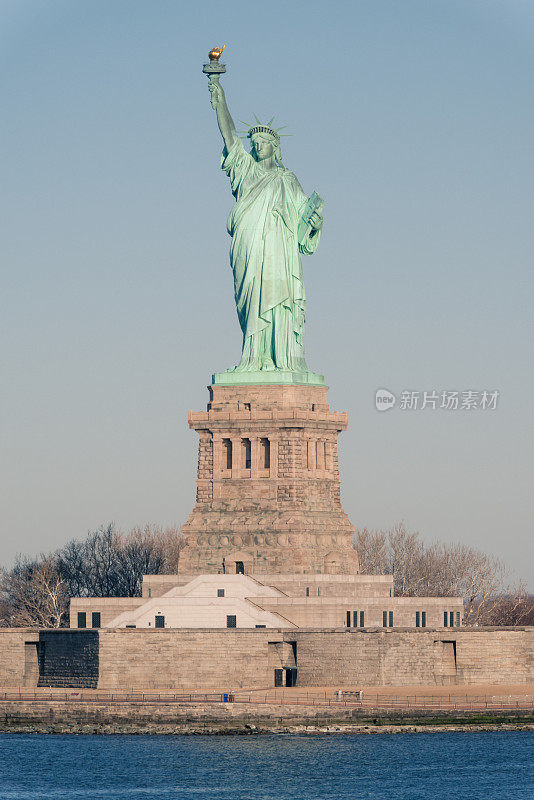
[208,45,225,62]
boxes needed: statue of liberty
[205,48,325,385]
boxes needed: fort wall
[294,628,534,686]
[97,629,272,690]
[0,629,34,686]
[97,627,534,689]
[3,627,533,690]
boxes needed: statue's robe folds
[222,139,320,372]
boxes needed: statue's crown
[248,125,280,145]
[238,116,289,146]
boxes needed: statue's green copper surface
[204,52,325,386]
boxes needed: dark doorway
[23,642,39,687]
[235,561,244,574]
[285,668,298,687]
[441,640,457,667]
[274,669,283,687]
[155,615,165,628]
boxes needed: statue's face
[251,134,275,161]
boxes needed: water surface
[0,732,532,799]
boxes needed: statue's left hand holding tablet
[309,211,324,231]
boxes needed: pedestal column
[180,384,360,575]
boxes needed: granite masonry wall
[97,629,275,690]
[141,573,395,599]
[256,597,463,629]
[37,631,99,688]
[0,629,34,686]
[99,627,534,689]
[72,576,462,631]
[69,597,144,628]
[4,627,533,691]
[179,385,359,576]
[294,628,534,686]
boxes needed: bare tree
[484,593,534,626]
[355,523,428,596]
[55,523,185,599]
[354,527,388,574]
[55,538,87,597]
[354,523,526,625]
[115,525,185,596]
[1,522,185,627]
[387,523,427,596]
[0,556,68,628]
[453,545,507,625]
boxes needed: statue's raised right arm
[208,79,237,151]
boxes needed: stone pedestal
[179,384,359,576]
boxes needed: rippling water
[0,732,532,799]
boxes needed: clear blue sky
[2,0,533,588]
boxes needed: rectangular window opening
[306,587,310,597]
[346,610,351,627]
[91,612,101,629]
[223,438,232,469]
[359,611,365,627]
[455,611,461,627]
[382,610,387,627]
[155,615,165,628]
[444,611,448,627]
[217,589,225,597]
[422,611,427,628]
[415,611,420,628]
[242,438,251,470]
[77,612,86,629]
[388,611,394,628]
[226,615,237,628]
[260,438,270,469]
